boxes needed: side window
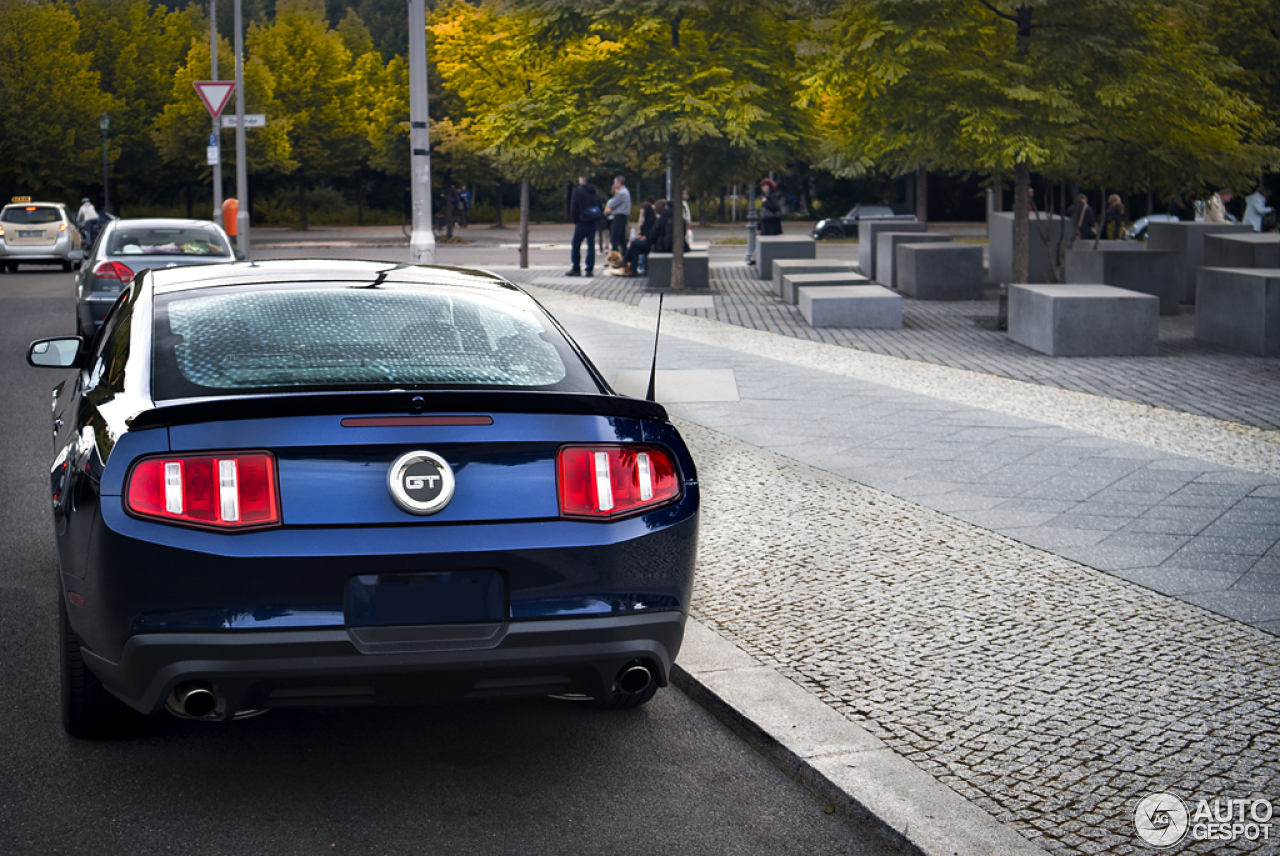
[84,289,133,401]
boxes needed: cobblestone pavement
[681,419,1280,856]
[496,261,1280,431]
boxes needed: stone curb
[671,619,1050,856]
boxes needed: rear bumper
[1,236,73,262]
[80,610,687,716]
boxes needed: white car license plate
[18,230,41,238]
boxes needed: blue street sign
[209,132,218,147]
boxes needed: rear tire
[820,228,843,240]
[60,595,146,738]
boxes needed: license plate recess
[345,571,506,627]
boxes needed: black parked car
[75,218,239,337]
[29,260,698,738]
[811,204,917,240]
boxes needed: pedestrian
[457,184,471,227]
[1204,188,1233,223]
[605,175,631,252]
[652,198,690,254]
[1067,193,1095,240]
[76,197,100,245]
[1099,194,1127,240]
[611,201,657,276]
[566,175,603,277]
[1243,185,1274,232]
[1167,180,1196,221]
[758,178,783,236]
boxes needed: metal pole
[233,0,249,256]
[100,117,110,216]
[210,0,224,227]
[407,0,435,264]
[745,182,757,265]
[665,164,672,201]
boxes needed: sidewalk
[515,283,1279,856]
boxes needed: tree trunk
[519,179,529,269]
[992,180,1004,212]
[699,188,708,228]
[494,182,505,229]
[915,164,928,225]
[185,184,193,219]
[1011,160,1030,283]
[299,177,308,231]
[671,149,685,291]
[356,170,365,226]
[720,186,727,223]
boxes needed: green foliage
[0,1,105,197]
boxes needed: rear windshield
[1,206,62,224]
[109,228,229,257]
[151,283,600,399]
[855,205,894,218]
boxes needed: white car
[0,197,84,272]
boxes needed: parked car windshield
[1,206,62,224]
[108,228,229,257]
[850,205,894,218]
[151,283,600,400]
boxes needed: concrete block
[799,285,903,328]
[647,251,709,289]
[896,243,984,300]
[755,235,815,281]
[1195,267,1280,356]
[1203,233,1280,269]
[987,212,1068,284]
[1008,283,1159,356]
[771,259,859,298]
[858,221,925,280]
[1145,221,1253,303]
[780,271,871,305]
[875,233,951,288]
[1065,244,1181,314]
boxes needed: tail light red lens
[557,445,680,519]
[126,452,280,530]
[92,261,135,283]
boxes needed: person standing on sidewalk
[605,175,631,252]
[1204,187,1233,223]
[758,178,783,236]
[567,175,603,277]
[1243,185,1273,231]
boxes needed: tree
[249,0,367,228]
[0,1,105,199]
[802,0,1277,282]
[516,0,809,287]
[152,36,295,204]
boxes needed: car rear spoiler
[127,389,669,430]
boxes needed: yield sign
[192,81,237,119]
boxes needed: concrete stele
[799,284,903,328]
[1008,283,1159,356]
[755,235,816,281]
[780,271,871,305]
[771,259,859,298]
[1195,267,1280,356]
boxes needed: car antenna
[645,293,664,402]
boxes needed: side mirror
[68,249,85,261]
[28,337,84,369]
[234,249,246,261]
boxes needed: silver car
[75,218,240,336]
[0,198,84,272]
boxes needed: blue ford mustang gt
[28,260,698,738]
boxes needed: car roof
[106,218,220,230]
[144,259,522,295]
[3,201,66,209]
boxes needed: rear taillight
[126,452,280,530]
[557,445,680,519]
[92,261,135,283]
[59,222,66,232]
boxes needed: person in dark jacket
[651,201,690,254]
[567,175,603,276]
[1066,193,1096,241]
[1099,194,1128,240]
[757,178,783,236]
[1167,180,1196,221]
[613,201,658,276]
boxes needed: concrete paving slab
[611,369,740,402]
[1112,566,1245,596]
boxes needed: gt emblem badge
[387,450,455,515]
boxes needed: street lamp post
[232,0,250,256]
[99,113,110,215]
[210,0,223,228]
[407,0,436,265]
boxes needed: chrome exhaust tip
[617,664,652,695]
[166,682,220,719]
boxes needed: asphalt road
[0,265,883,856]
